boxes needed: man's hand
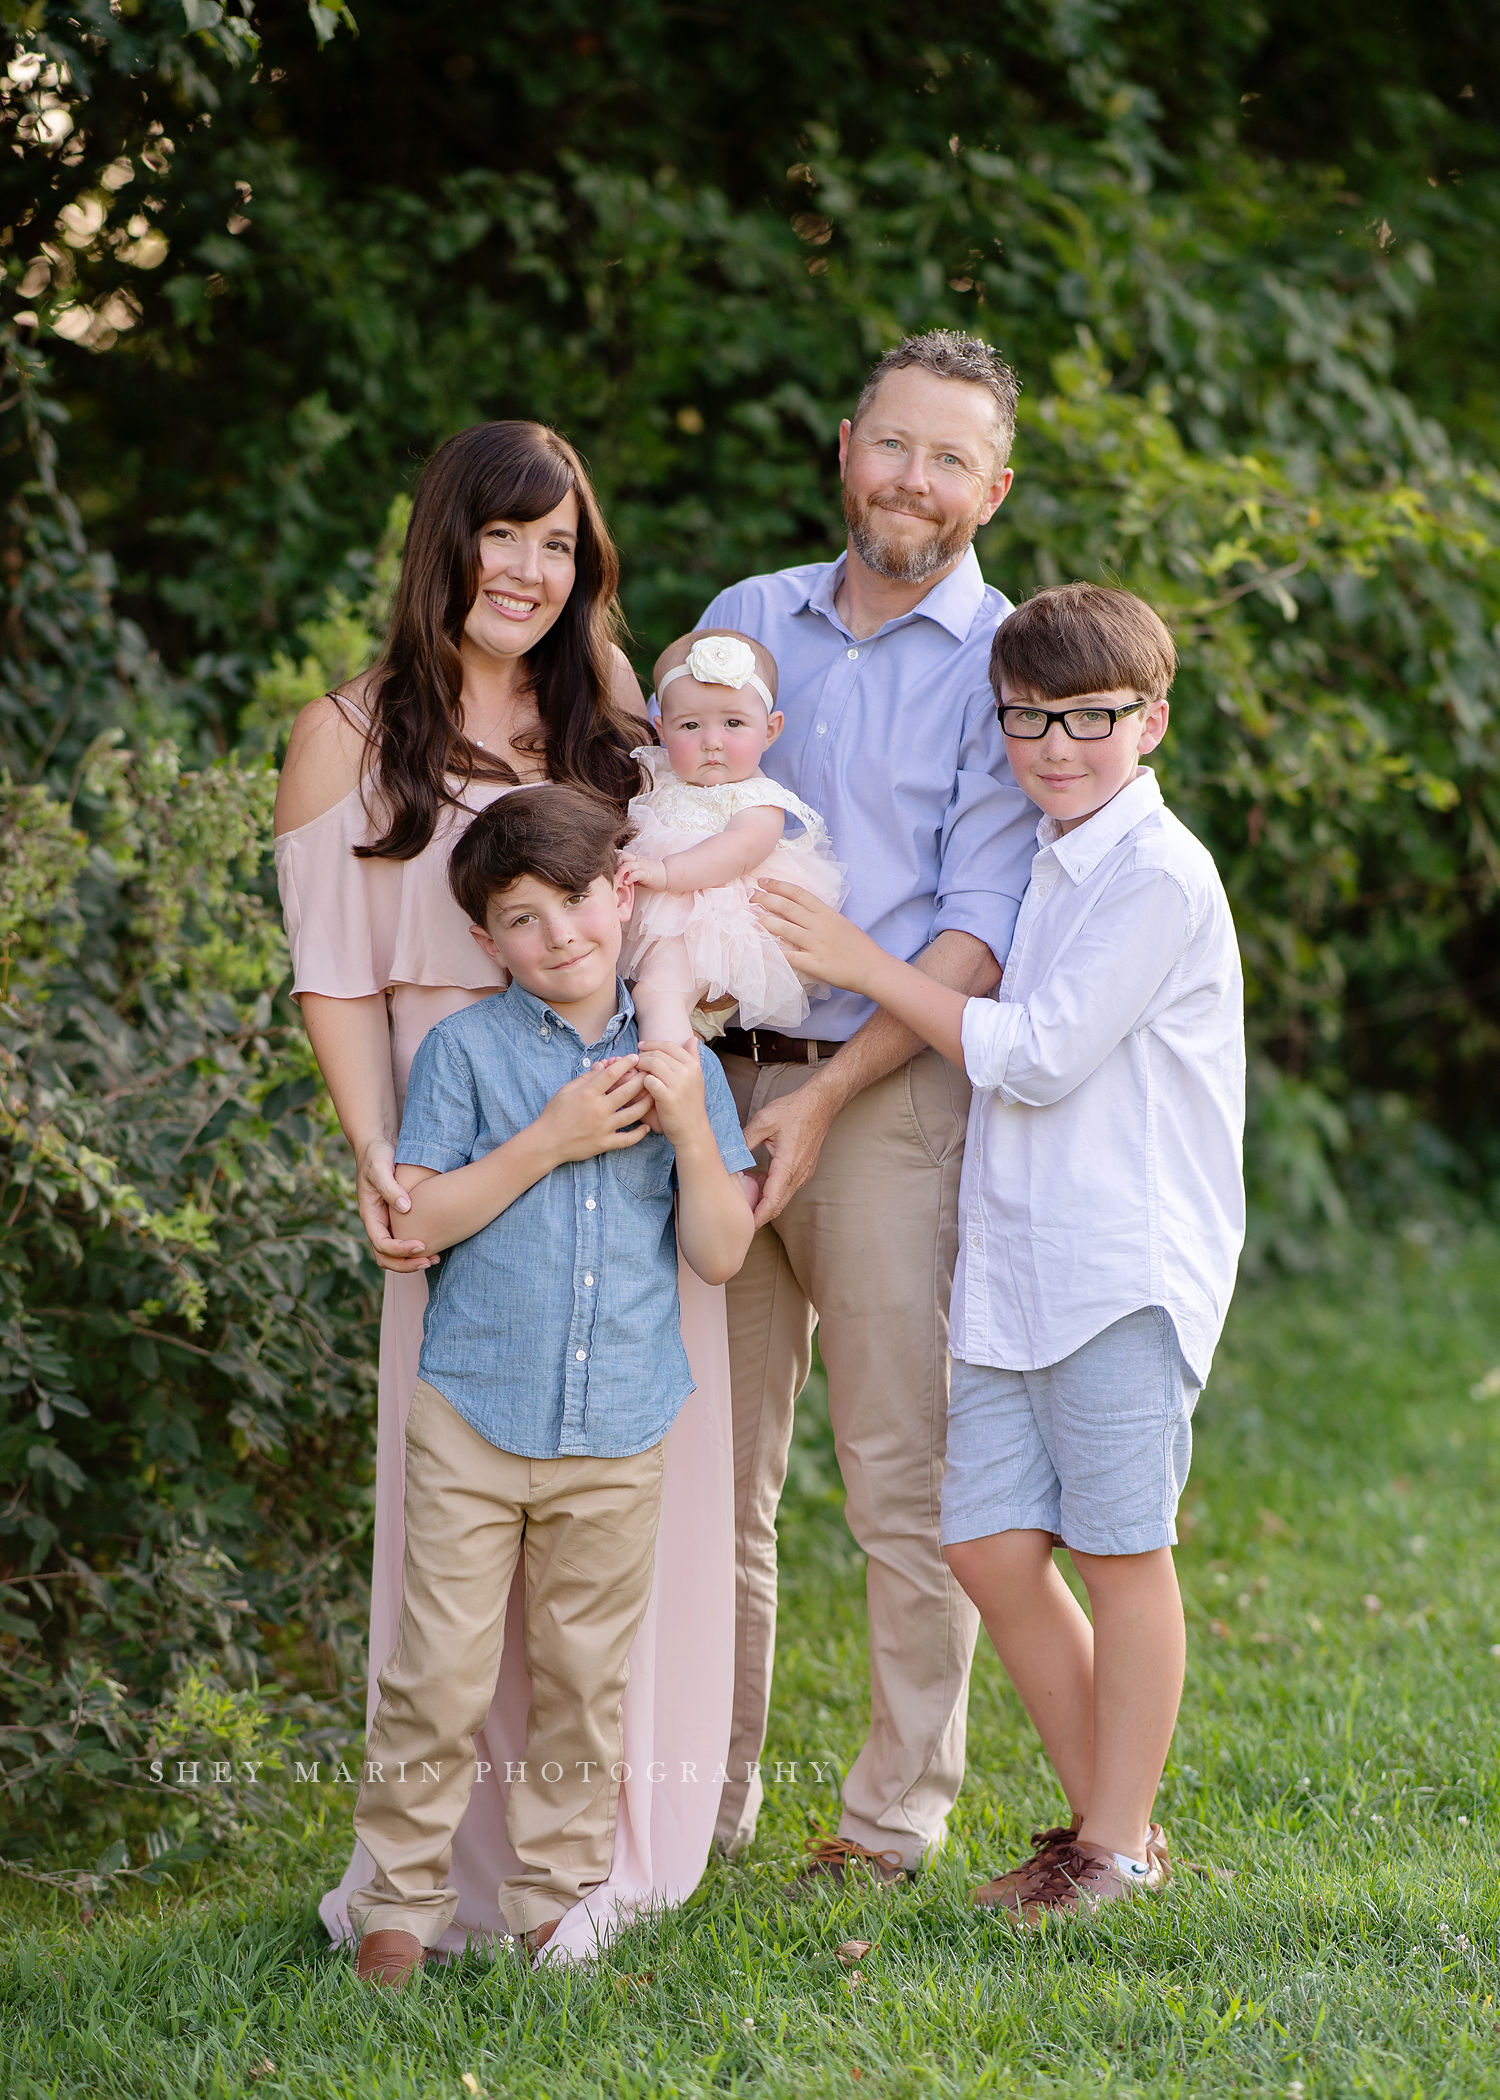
[534,1056,653,1165]
[742,1081,840,1227]
[635,1039,711,1146]
[619,853,669,893]
[756,881,884,994]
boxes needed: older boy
[349,787,756,1984]
[760,583,1245,1918]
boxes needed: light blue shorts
[941,1306,1200,1557]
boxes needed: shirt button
[816,723,828,736]
[575,1349,587,1361]
[971,1236,982,1251]
[539,1026,550,1039]
[846,647,859,660]
[585,1198,596,1211]
[581,1058,592,1069]
[584,1273,594,1286]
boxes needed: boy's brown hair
[990,583,1177,705]
[448,785,635,925]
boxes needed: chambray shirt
[951,771,1246,1387]
[697,547,1038,1039]
[397,980,756,1459]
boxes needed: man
[696,329,1038,1879]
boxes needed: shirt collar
[804,545,987,645]
[503,975,636,1049]
[1039,768,1164,883]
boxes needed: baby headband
[657,634,775,711]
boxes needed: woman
[274,423,737,1961]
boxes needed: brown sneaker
[354,1928,425,1988]
[970,1815,1083,1914]
[1016,1837,1167,1922]
[783,1832,912,1898]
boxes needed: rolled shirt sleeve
[961,867,1193,1106]
[930,677,1038,963]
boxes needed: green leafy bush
[0,351,376,1859]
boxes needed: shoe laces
[1027,1841,1110,1903]
[1026,1822,1082,1858]
[802,1832,905,1873]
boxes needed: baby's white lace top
[630,745,833,847]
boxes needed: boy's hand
[756,881,885,995]
[635,1039,711,1147]
[535,1056,653,1165]
[619,853,669,893]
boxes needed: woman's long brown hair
[352,422,643,860]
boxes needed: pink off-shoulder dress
[275,763,737,1962]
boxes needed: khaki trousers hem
[716,1048,980,1869]
[350,1381,665,1947]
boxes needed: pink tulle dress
[618,746,847,1029]
[274,755,737,1963]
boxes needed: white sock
[1114,1852,1150,1883]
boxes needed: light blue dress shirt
[697,547,1038,1039]
[397,978,756,1459]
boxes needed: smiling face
[470,868,633,1029]
[659,683,784,787]
[999,675,1170,834]
[460,490,581,667]
[838,366,1013,586]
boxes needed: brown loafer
[354,1928,425,1987]
[971,1815,1082,1913]
[783,1832,913,1898]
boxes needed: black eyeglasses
[997,698,1147,742]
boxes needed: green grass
[6,1231,1500,2097]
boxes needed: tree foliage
[0,345,374,1850]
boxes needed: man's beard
[843,486,985,584]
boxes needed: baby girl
[620,629,846,1047]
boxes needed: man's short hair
[851,330,1021,469]
[990,583,1177,706]
[448,785,635,924]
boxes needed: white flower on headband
[686,634,758,690]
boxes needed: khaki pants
[350,1379,666,1945]
[717,1047,981,1868]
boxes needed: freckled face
[660,684,784,786]
[461,492,580,664]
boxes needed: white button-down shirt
[950,769,1245,1386]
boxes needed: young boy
[349,786,757,1983]
[760,582,1245,1919]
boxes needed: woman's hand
[756,880,885,994]
[620,854,669,893]
[358,1135,439,1272]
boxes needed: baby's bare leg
[629,936,701,1048]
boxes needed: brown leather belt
[719,1026,848,1065]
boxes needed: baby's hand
[635,1040,710,1148]
[536,1056,652,1165]
[620,854,669,893]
